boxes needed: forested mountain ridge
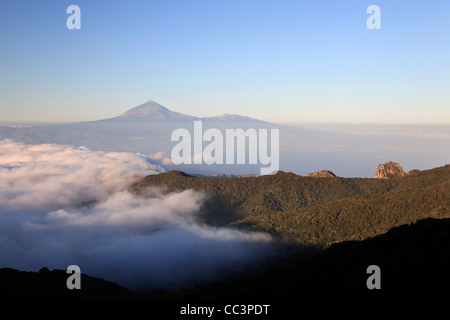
[130,164,450,247]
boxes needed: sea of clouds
[0,139,275,292]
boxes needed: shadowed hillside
[0,267,139,300]
[2,218,449,302]
[148,218,450,301]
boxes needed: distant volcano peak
[118,101,169,119]
[117,100,196,121]
[113,100,270,124]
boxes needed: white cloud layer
[0,139,274,292]
[0,139,165,211]
[149,151,174,166]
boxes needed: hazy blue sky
[0,0,449,124]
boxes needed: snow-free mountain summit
[109,100,269,124]
[114,100,199,121]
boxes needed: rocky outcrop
[374,161,406,179]
[305,170,336,178]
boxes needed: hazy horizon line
[2,120,450,128]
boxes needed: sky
[0,0,449,124]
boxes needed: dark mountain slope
[2,218,449,302]
[0,267,139,300]
[151,218,450,301]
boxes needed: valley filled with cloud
[0,139,275,292]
